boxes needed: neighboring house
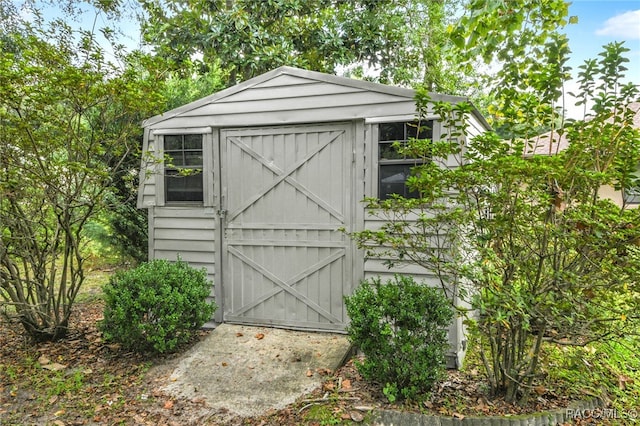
[137,66,490,367]
[525,102,640,206]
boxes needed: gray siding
[149,207,217,286]
[138,66,490,363]
[138,128,159,208]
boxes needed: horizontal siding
[137,130,160,208]
[466,113,487,140]
[364,259,442,278]
[139,176,156,207]
[252,73,317,88]
[217,81,362,102]
[149,101,418,130]
[184,90,410,117]
[362,214,453,286]
[150,207,217,286]
[154,217,216,230]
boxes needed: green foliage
[345,276,453,402]
[304,404,342,426]
[141,0,467,90]
[100,259,216,354]
[351,40,640,405]
[0,14,164,341]
[101,193,149,264]
[547,338,640,413]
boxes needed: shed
[138,66,490,367]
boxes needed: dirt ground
[0,299,600,425]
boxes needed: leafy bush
[100,259,216,354]
[345,275,453,402]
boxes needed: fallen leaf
[255,333,265,340]
[236,332,244,337]
[53,421,65,426]
[534,385,546,395]
[221,362,228,367]
[54,409,66,417]
[163,400,174,410]
[341,379,352,390]
[49,395,59,405]
[306,369,313,377]
[341,413,351,420]
[323,382,335,391]
[353,406,374,411]
[38,355,51,365]
[453,412,465,420]
[350,411,365,422]
[42,362,67,371]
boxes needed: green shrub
[100,258,216,354]
[345,275,453,402]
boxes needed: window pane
[165,151,184,166]
[379,164,419,200]
[164,135,183,150]
[184,134,203,149]
[165,171,203,202]
[379,142,404,160]
[184,151,203,166]
[625,189,640,204]
[407,121,433,139]
[379,122,405,141]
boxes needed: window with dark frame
[164,134,204,202]
[378,121,433,200]
[624,163,640,204]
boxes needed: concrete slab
[157,324,352,418]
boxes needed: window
[624,164,640,204]
[164,134,203,202]
[378,121,433,200]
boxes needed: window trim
[377,120,435,200]
[153,129,213,207]
[163,134,204,204]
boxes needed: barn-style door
[220,124,353,331]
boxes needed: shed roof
[143,66,490,129]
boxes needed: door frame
[213,122,360,331]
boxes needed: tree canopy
[140,0,466,91]
[0,14,164,340]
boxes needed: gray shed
[138,66,490,367]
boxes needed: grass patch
[543,337,640,411]
[304,404,342,425]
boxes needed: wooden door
[220,124,353,331]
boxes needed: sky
[561,0,640,117]
[565,0,640,71]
